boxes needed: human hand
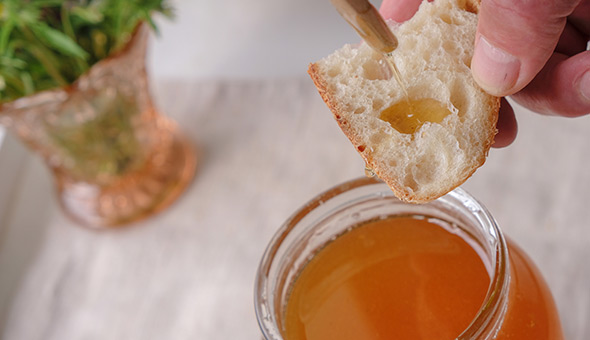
[379,0,590,147]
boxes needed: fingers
[471,0,582,97]
[492,98,518,148]
[379,0,423,22]
[511,51,590,117]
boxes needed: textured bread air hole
[443,40,457,55]
[413,155,437,184]
[422,49,434,64]
[354,107,365,114]
[460,0,479,13]
[440,13,453,24]
[362,60,389,80]
[372,99,384,111]
[370,133,384,145]
[450,81,468,118]
[328,66,341,78]
[403,174,419,191]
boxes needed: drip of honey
[283,216,490,340]
[379,98,452,134]
[383,53,410,100]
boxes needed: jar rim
[254,177,510,340]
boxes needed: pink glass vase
[0,25,197,228]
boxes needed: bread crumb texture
[309,0,499,203]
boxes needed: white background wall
[148,0,383,79]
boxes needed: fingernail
[471,36,520,96]
[579,70,590,102]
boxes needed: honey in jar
[255,178,564,340]
[284,216,490,339]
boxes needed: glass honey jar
[255,177,564,340]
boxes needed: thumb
[471,0,581,96]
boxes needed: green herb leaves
[0,0,172,103]
[31,23,89,58]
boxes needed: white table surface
[1,0,589,339]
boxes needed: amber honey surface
[284,217,490,340]
[379,98,452,134]
[283,215,564,340]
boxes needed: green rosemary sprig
[0,0,172,103]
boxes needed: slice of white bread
[309,0,499,203]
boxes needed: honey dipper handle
[330,0,398,54]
